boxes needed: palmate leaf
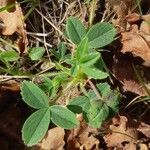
[87,22,116,49]
[22,108,50,146]
[21,81,49,109]
[83,101,109,128]
[96,83,121,113]
[66,17,86,44]
[50,105,79,129]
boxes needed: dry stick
[27,32,49,37]
[77,0,84,20]
[35,8,63,35]
[58,2,70,25]
[35,8,74,45]
[0,72,62,82]
[39,5,51,62]
[88,79,103,101]
[29,34,52,48]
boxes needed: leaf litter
[0,0,28,53]
[0,0,150,149]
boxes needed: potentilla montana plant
[21,17,121,146]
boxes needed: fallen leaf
[121,14,150,66]
[121,30,150,66]
[138,143,149,150]
[112,57,146,96]
[37,127,65,150]
[67,115,99,150]
[104,116,138,150]
[138,122,150,138]
[0,0,28,53]
[106,0,133,29]
[0,80,20,91]
[126,13,141,24]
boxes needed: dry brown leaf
[138,122,150,138]
[106,0,133,29]
[0,0,24,35]
[138,143,149,150]
[104,116,138,150]
[121,14,150,66]
[67,115,99,150]
[126,13,141,24]
[112,57,146,95]
[37,127,65,150]
[121,31,150,66]
[0,80,20,91]
[140,14,150,49]
[0,0,28,53]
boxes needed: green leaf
[82,67,109,79]
[66,17,86,44]
[81,83,121,128]
[50,105,79,129]
[105,91,120,115]
[68,96,89,113]
[28,47,45,60]
[39,77,53,95]
[51,74,68,98]
[22,108,50,146]
[57,42,67,60]
[97,83,121,116]
[21,81,49,109]
[96,83,111,98]
[76,37,89,60]
[80,52,100,67]
[0,50,19,62]
[85,101,109,128]
[87,22,116,48]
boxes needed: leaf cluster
[20,17,120,147]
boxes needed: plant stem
[87,79,103,100]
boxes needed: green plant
[0,50,21,75]
[0,46,45,75]
[21,81,79,146]
[21,17,120,146]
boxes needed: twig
[88,79,103,100]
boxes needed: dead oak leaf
[37,127,65,150]
[0,0,28,53]
[112,57,146,96]
[0,0,24,35]
[104,116,138,150]
[67,115,99,150]
[106,0,133,29]
[121,14,150,66]
[138,122,150,138]
[121,29,150,66]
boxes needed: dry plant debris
[0,0,28,53]
[106,0,133,29]
[67,115,99,150]
[0,0,150,149]
[37,127,65,150]
[112,57,146,96]
[121,13,150,66]
[104,116,138,150]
